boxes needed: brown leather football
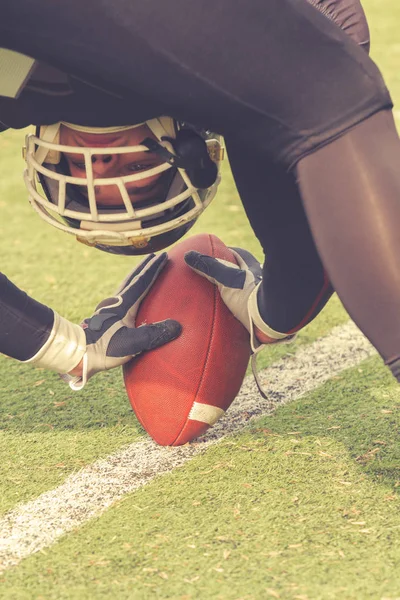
[123,233,251,446]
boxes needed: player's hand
[185,247,295,354]
[63,252,181,390]
[184,247,262,343]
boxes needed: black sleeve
[0,272,54,361]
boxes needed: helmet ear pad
[168,129,218,189]
[142,129,218,190]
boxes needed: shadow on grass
[248,355,400,490]
[0,358,144,435]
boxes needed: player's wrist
[23,312,86,373]
[254,325,276,344]
[68,358,84,377]
[248,285,295,350]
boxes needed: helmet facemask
[23,118,224,254]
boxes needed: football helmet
[23,118,224,255]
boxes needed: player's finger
[108,319,182,357]
[184,251,246,289]
[118,253,168,310]
[113,253,157,294]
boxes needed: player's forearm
[0,272,85,372]
[248,283,296,346]
[0,272,54,360]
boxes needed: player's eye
[126,163,155,173]
[71,161,86,171]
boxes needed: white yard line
[0,321,375,572]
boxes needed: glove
[184,247,291,352]
[63,252,181,390]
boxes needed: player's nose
[91,154,118,177]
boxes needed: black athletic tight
[298,110,400,377]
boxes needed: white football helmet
[23,117,224,254]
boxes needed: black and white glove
[184,247,291,353]
[62,252,181,390]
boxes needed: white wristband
[247,282,290,352]
[59,353,88,391]
[23,311,86,374]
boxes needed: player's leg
[225,139,333,335]
[228,110,400,381]
[0,0,390,146]
[3,0,400,378]
[296,109,400,378]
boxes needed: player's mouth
[74,132,123,146]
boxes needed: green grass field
[1,1,400,597]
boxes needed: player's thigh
[2,0,391,167]
[101,0,390,167]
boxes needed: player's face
[59,124,166,207]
